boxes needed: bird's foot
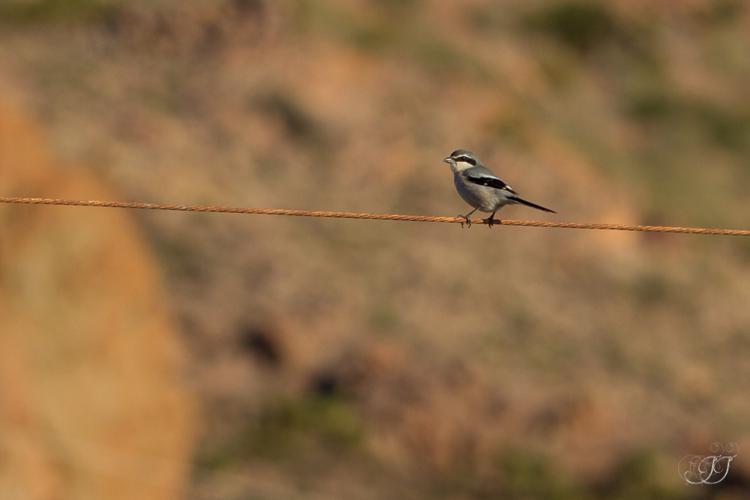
[483,216,502,228]
[458,214,472,228]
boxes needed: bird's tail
[509,195,556,213]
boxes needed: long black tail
[509,195,556,213]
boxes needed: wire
[1,196,749,237]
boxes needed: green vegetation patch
[201,395,364,470]
[525,2,619,55]
[0,0,119,25]
[626,87,750,152]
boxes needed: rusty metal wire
[1,196,749,237]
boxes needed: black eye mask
[454,156,476,165]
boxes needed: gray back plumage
[461,164,495,179]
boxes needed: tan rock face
[0,99,196,500]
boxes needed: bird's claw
[458,214,472,229]
[483,217,501,228]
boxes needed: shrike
[444,149,556,227]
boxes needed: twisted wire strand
[1,196,749,237]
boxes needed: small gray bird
[444,149,556,227]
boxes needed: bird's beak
[443,157,452,164]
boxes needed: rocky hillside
[1,1,749,498]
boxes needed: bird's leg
[483,210,501,228]
[458,207,478,228]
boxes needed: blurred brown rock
[0,98,196,500]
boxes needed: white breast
[452,160,475,173]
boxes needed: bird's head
[443,149,478,172]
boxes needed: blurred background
[1,0,749,498]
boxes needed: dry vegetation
[1,0,750,498]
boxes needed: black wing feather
[466,175,516,193]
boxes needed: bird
[443,149,556,228]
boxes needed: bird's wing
[464,166,517,194]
